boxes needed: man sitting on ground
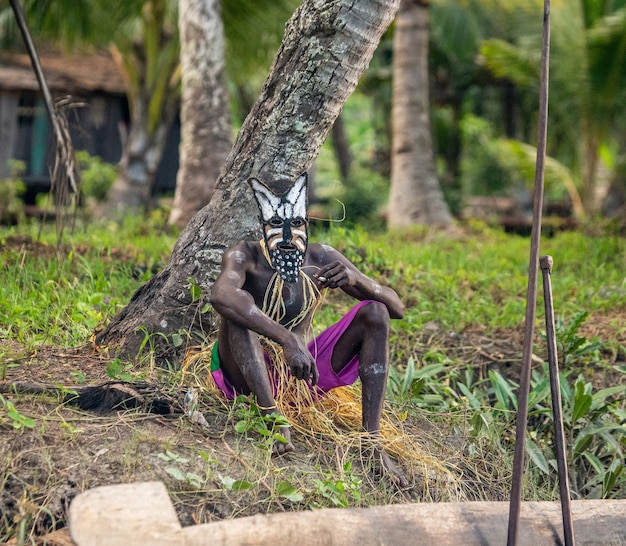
[209,173,407,486]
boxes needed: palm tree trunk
[388,0,452,229]
[101,6,181,217]
[168,0,232,229]
[96,0,401,360]
[104,101,163,213]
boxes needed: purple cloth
[211,300,380,399]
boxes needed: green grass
[316,222,626,332]
[1,217,625,503]
[0,214,177,348]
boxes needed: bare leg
[331,302,408,487]
[217,321,294,455]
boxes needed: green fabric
[210,342,221,372]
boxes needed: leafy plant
[69,370,86,384]
[0,160,26,223]
[76,151,117,202]
[232,395,291,450]
[553,311,603,365]
[313,462,362,508]
[458,364,626,499]
[276,480,304,502]
[219,474,253,491]
[0,394,36,429]
[165,468,204,489]
[158,450,205,489]
[0,352,20,381]
[386,356,446,406]
[106,358,133,381]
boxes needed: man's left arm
[313,246,405,319]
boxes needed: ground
[0,330,519,545]
[1,240,624,545]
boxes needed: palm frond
[222,0,299,88]
[480,38,539,87]
[499,139,584,218]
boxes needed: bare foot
[273,425,295,455]
[374,446,408,488]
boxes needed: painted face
[249,174,308,283]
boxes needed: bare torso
[232,241,334,336]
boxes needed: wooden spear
[507,1,552,544]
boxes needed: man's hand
[314,260,357,289]
[283,334,318,386]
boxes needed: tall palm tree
[167,0,231,229]
[103,0,181,213]
[388,0,452,229]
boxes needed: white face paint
[249,174,309,283]
[227,271,241,281]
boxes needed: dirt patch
[0,341,477,544]
[2,310,625,544]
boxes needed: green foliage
[532,370,626,499]
[340,167,388,230]
[275,480,304,502]
[553,311,604,366]
[0,217,174,348]
[0,160,26,223]
[76,151,117,202]
[0,394,36,429]
[219,474,253,491]
[106,358,134,381]
[232,395,291,450]
[459,114,519,197]
[158,450,205,489]
[385,314,626,499]
[386,356,447,408]
[313,462,362,508]
[318,224,625,333]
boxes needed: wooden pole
[9,0,67,173]
[540,255,575,545]
[507,1,551,544]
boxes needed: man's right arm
[210,243,291,345]
[209,243,318,384]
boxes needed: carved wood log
[69,481,626,546]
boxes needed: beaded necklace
[259,239,321,331]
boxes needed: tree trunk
[0,94,18,178]
[96,0,401,361]
[387,0,452,229]
[101,6,181,217]
[104,97,172,214]
[331,113,352,182]
[168,0,232,229]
